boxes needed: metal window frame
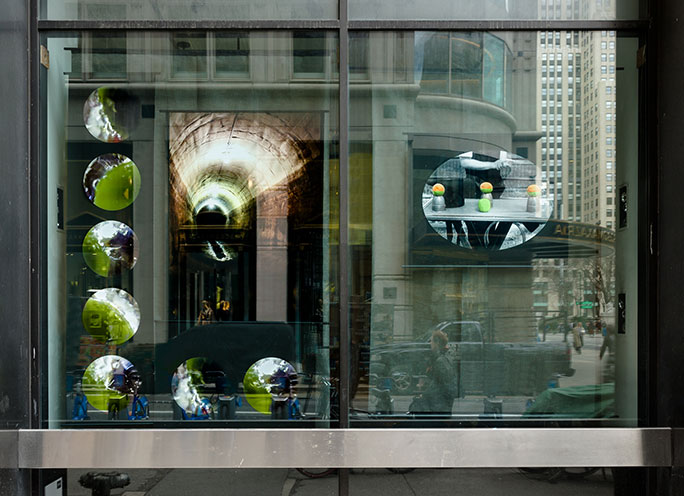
[0,428,673,469]
[29,4,661,495]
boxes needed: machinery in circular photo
[243,357,298,415]
[82,288,140,345]
[82,221,139,277]
[423,151,552,251]
[83,153,141,211]
[171,357,227,418]
[82,355,140,412]
[83,87,140,143]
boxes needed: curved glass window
[417,32,513,112]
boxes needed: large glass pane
[43,31,339,427]
[43,0,337,21]
[349,32,639,425]
[350,0,641,21]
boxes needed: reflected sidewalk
[67,467,613,496]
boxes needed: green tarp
[522,383,615,418]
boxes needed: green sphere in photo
[82,355,136,412]
[82,221,139,277]
[171,357,225,416]
[83,153,141,211]
[82,288,140,345]
[243,357,297,415]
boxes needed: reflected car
[369,321,573,397]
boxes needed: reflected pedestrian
[599,323,616,383]
[413,330,457,417]
[196,299,215,326]
[572,321,583,354]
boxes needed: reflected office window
[172,33,208,79]
[214,33,250,78]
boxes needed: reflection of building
[532,0,617,322]
[348,31,544,349]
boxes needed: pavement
[67,467,614,495]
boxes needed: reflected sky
[82,288,140,344]
[82,220,139,277]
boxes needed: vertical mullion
[29,0,42,432]
[338,0,350,491]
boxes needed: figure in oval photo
[82,220,139,277]
[423,151,551,250]
[82,288,140,344]
[83,87,140,143]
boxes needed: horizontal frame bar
[37,20,340,30]
[36,19,648,31]
[349,20,649,30]
[11,428,672,469]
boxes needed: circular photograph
[423,151,551,251]
[171,358,227,418]
[82,288,140,345]
[243,357,298,414]
[83,153,141,211]
[82,221,139,277]
[82,355,140,411]
[83,88,140,143]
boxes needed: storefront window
[349,32,639,425]
[42,29,640,429]
[44,31,339,426]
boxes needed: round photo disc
[82,288,140,345]
[83,153,141,211]
[83,88,140,143]
[83,221,139,277]
[243,357,298,414]
[171,358,226,416]
[423,151,551,251]
[82,355,140,411]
